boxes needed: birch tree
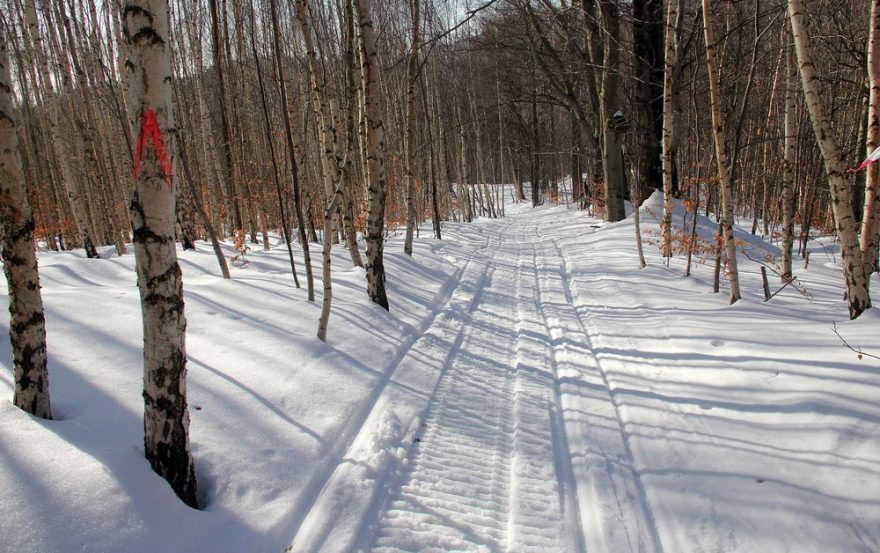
[0,20,51,420]
[120,0,198,508]
[209,0,242,235]
[292,0,348,340]
[355,0,390,310]
[661,0,682,258]
[403,0,420,257]
[781,38,797,283]
[861,0,880,278]
[24,0,98,258]
[702,0,742,304]
[788,0,871,318]
[271,0,314,301]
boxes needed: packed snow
[1,190,878,553]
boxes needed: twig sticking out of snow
[832,322,880,361]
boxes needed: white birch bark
[661,0,682,258]
[702,0,742,304]
[403,0,420,256]
[781,39,797,282]
[121,0,198,508]
[0,24,52,420]
[294,0,342,232]
[25,0,98,257]
[861,0,880,278]
[354,0,390,310]
[294,0,356,339]
[269,0,314,300]
[788,0,871,318]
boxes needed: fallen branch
[832,322,880,361]
[741,250,813,302]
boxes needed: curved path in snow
[287,208,659,553]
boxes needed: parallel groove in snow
[534,220,663,553]
[369,271,516,552]
[293,209,660,552]
[506,220,576,552]
[288,224,506,553]
[368,217,576,553]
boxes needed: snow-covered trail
[289,207,661,552]
[5,191,877,553]
[367,216,576,552]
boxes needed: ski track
[283,223,499,552]
[535,215,663,553]
[291,208,663,552]
[368,215,576,553]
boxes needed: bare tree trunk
[175,133,231,279]
[252,2,299,288]
[633,0,664,200]
[781,38,797,283]
[121,0,198,508]
[0,24,51,420]
[271,0,314,300]
[630,162,647,269]
[661,0,682,258]
[25,0,98,258]
[788,0,871,318]
[861,0,880,277]
[530,84,541,207]
[421,72,442,239]
[297,1,353,264]
[702,0,742,304]
[599,0,626,222]
[317,178,346,342]
[341,0,365,268]
[403,0,419,256]
[209,0,242,234]
[354,0,389,310]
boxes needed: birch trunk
[251,6,299,289]
[861,0,880,277]
[781,39,797,282]
[661,0,682,258]
[403,0,420,256]
[25,0,98,257]
[702,0,742,303]
[0,25,51,420]
[270,0,314,300]
[354,0,389,310]
[209,0,242,234]
[342,0,365,268]
[788,0,871,318]
[121,0,198,508]
[294,0,341,234]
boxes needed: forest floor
[1,191,879,553]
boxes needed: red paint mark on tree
[133,109,173,188]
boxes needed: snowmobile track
[287,209,662,553]
[286,219,516,553]
[537,218,663,553]
[365,216,581,552]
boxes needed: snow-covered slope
[1,192,878,552]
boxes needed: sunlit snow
[2,189,878,553]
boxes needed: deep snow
[1,191,878,553]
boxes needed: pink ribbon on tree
[847,146,880,174]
